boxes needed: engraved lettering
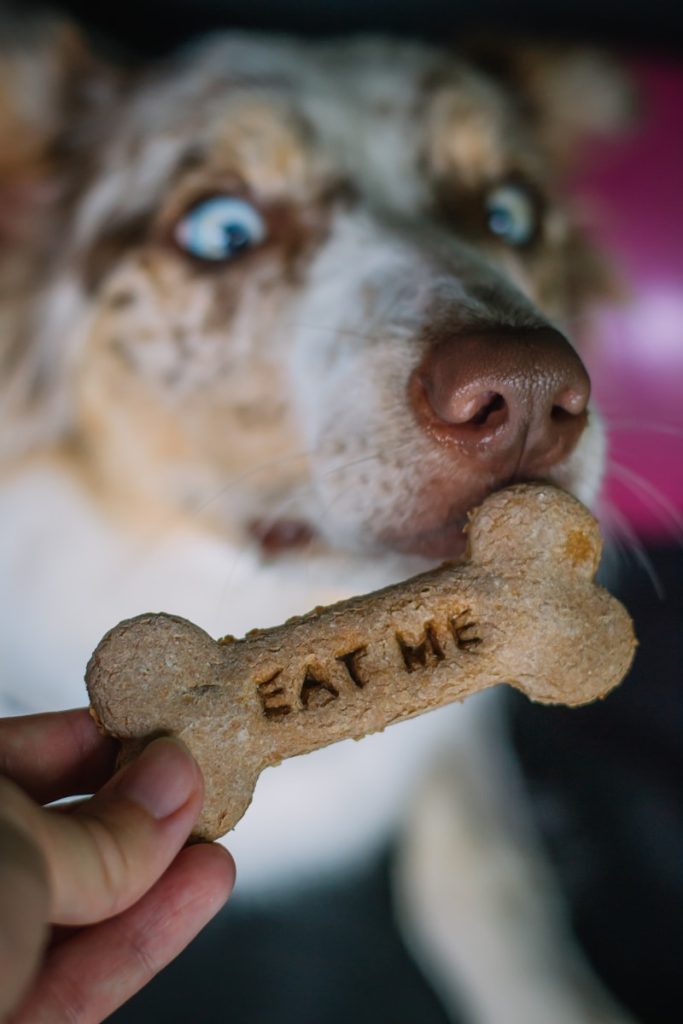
[299,669,339,710]
[449,610,482,651]
[396,622,445,673]
[256,669,292,719]
[336,646,369,688]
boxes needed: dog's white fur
[0,28,632,1021]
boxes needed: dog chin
[253,523,467,563]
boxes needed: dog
[0,17,636,1022]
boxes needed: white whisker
[609,460,683,543]
[601,498,666,601]
[189,448,314,516]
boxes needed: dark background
[17,0,683,57]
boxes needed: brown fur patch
[80,213,154,293]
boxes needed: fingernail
[115,738,200,819]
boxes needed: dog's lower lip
[384,519,469,560]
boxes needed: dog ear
[0,17,122,458]
[463,41,635,309]
[0,16,117,246]
[464,40,636,171]
[520,47,634,304]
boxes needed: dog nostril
[471,392,506,426]
[550,404,575,426]
[551,386,590,420]
[425,378,509,431]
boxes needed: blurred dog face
[1,30,628,563]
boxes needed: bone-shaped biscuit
[86,484,636,841]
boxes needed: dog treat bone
[86,484,636,841]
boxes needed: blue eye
[174,196,266,262]
[485,184,537,247]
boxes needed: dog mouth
[247,517,318,555]
[247,512,470,560]
[378,472,566,560]
[379,517,470,560]
[247,478,559,561]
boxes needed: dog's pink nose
[412,327,591,475]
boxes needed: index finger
[0,709,117,803]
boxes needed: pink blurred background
[575,60,683,543]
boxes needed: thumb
[0,816,50,1019]
[2,737,205,928]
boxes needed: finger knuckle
[128,925,163,977]
[109,909,163,978]
[36,970,86,1024]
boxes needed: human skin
[0,709,235,1024]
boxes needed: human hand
[0,708,235,1023]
